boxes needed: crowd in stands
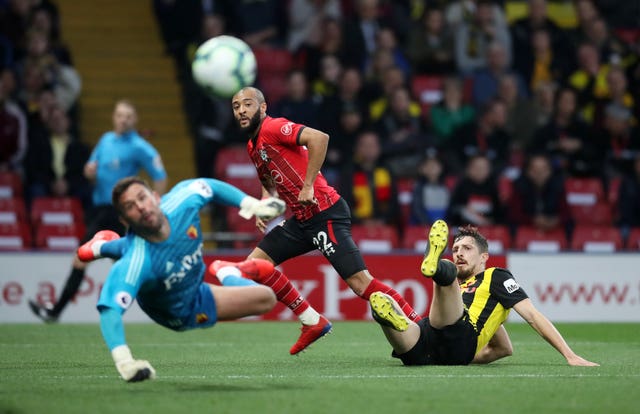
[2,0,640,252]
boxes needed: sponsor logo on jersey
[280,122,293,135]
[115,291,133,309]
[503,278,521,293]
[189,179,212,198]
[163,243,204,290]
[187,225,198,239]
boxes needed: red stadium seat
[30,197,84,226]
[564,177,605,207]
[515,226,568,252]
[497,175,514,204]
[0,171,22,199]
[569,201,613,225]
[253,47,293,75]
[259,74,289,103]
[411,75,443,119]
[607,176,622,216]
[225,177,263,199]
[351,224,399,253]
[624,228,640,251]
[0,222,31,250]
[0,197,27,224]
[34,223,85,251]
[401,225,429,252]
[396,178,415,228]
[224,207,263,249]
[478,225,511,253]
[571,225,623,252]
[214,145,254,179]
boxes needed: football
[191,35,257,98]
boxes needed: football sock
[216,266,257,287]
[362,279,421,322]
[433,260,457,286]
[52,267,85,315]
[252,268,314,321]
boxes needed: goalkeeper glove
[239,196,286,220]
[111,345,156,382]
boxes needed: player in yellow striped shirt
[370,220,598,366]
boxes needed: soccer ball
[192,35,257,99]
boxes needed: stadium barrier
[0,252,638,323]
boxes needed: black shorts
[257,198,366,279]
[393,314,478,366]
[81,205,126,244]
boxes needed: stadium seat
[478,225,511,253]
[514,226,568,252]
[0,198,27,225]
[410,75,443,118]
[30,197,84,226]
[34,223,85,251]
[225,176,263,199]
[224,207,263,249]
[624,228,640,251]
[607,176,622,216]
[564,177,605,207]
[497,175,514,204]
[571,225,623,252]
[253,47,293,75]
[402,224,455,253]
[569,201,613,226]
[0,222,32,250]
[0,171,23,199]
[396,178,415,228]
[351,224,399,253]
[214,145,255,179]
[258,74,289,103]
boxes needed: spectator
[592,66,636,129]
[507,153,569,233]
[530,80,557,130]
[272,69,318,128]
[430,76,476,148]
[318,66,368,137]
[410,154,451,225]
[0,71,27,173]
[340,130,400,227]
[530,87,596,177]
[24,104,91,207]
[28,5,71,65]
[595,103,640,177]
[453,0,512,75]
[445,0,507,31]
[0,0,32,61]
[497,73,537,152]
[450,98,511,174]
[510,0,569,79]
[311,54,342,103]
[300,17,345,82]
[323,102,366,186]
[582,17,630,67]
[405,7,455,75]
[342,0,389,71]
[375,86,426,176]
[516,28,570,93]
[368,65,420,122]
[470,41,527,108]
[618,154,640,235]
[287,0,342,53]
[568,43,611,122]
[366,27,411,80]
[224,0,287,48]
[446,154,505,226]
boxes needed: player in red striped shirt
[211,87,421,355]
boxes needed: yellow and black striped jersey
[458,267,529,354]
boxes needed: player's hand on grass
[566,354,599,367]
[111,345,156,382]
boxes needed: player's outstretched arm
[513,299,599,366]
[100,307,156,382]
[472,325,513,364]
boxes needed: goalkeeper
[78,176,285,382]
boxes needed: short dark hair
[112,176,151,211]
[454,225,489,253]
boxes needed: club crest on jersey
[259,148,269,162]
[186,225,198,239]
[280,122,293,135]
[195,313,209,324]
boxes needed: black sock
[52,267,85,316]
[432,260,457,286]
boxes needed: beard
[456,265,474,281]
[238,110,262,137]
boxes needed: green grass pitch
[1,322,638,414]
